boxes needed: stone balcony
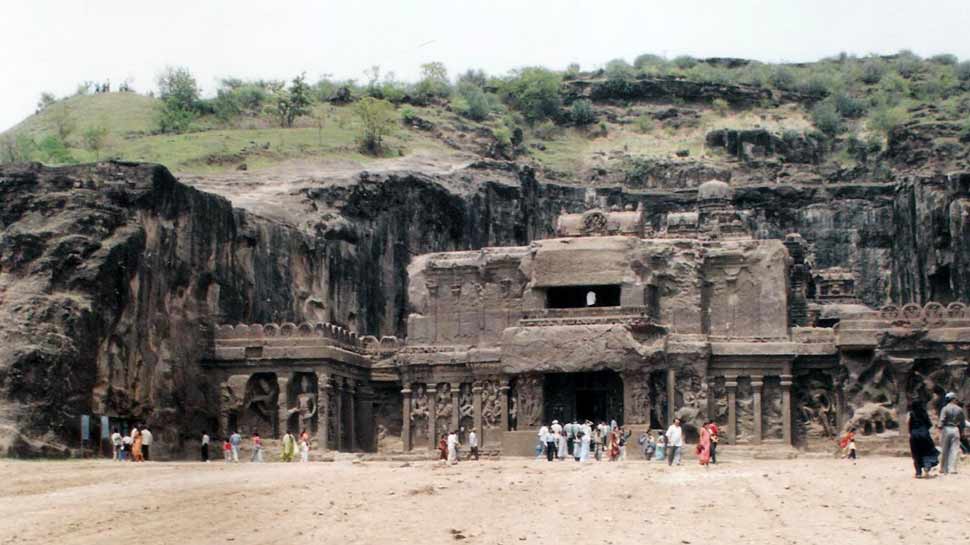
[518,305,654,327]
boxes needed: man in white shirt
[550,420,563,460]
[537,425,549,459]
[140,426,153,461]
[665,418,684,466]
[110,428,122,461]
[467,430,479,461]
[201,433,210,462]
[446,430,460,465]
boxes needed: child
[839,428,857,461]
[299,436,309,463]
[223,438,232,463]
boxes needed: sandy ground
[1,455,968,545]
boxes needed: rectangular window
[545,285,621,308]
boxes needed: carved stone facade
[201,181,970,455]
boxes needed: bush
[400,107,417,123]
[930,53,958,66]
[413,62,451,103]
[712,98,730,116]
[810,100,843,135]
[868,105,909,137]
[455,83,499,121]
[956,61,970,82]
[457,69,488,88]
[769,66,798,90]
[877,72,910,105]
[36,135,75,164]
[894,50,922,78]
[672,55,697,70]
[634,53,666,70]
[799,73,836,97]
[499,67,562,122]
[36,92,57,112]
[533,120,560,140]
[0,134,35,164]
[157,66,200,112]
[570,99,596,125]
[635,115,655,133]
[859,60,886,85]
[834,93,866,118]
[81,125,109,160]
[353,97,397,155]
[269,73,312,128]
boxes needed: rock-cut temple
[205,180,970,455]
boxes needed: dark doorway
[546,285,621,309]
[544,371,623,424]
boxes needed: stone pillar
[427,384,438,450]
[726,376,738,445]
[333,379,343,450]
[401,385,413,451]
[780,373,793,446]
[356,382,374,452]
[751,376,764,445]
[499,380,510,433]
[835,375,847,432]
[472,382,483,439]
[317,374,331,451]
[277,375,290,439]
[451,383,461,433]
[666,367,676,427]
[347,379,357,452]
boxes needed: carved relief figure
[626,373,650,425]
[288,374,318,433]
[481,381,501,430]
[243,374,279,433]
[410,384,430,440]
[436,384,453,434]
[515,376,543,428]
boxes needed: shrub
[533,120,560,140]
[799,73,836,97]
[457,69,488,88]
[956,61,970,82]
[636,115,655,133]
[570,99,596,125]
[859,60,886,85]
[0,134,35,164]
[353,97,397,155]
[769,66,798,90]
[894,50,922,78]
[834,93,866,118]
[868,105,909,137]
[269,73,312,128]
[400,107,417,123]
[81,125,109,160]
[634,53,666,70]
[157,66,200,112]
[672,55,697,70]
[36,135,75,164]
[810,100,843,135]
[455,83,499,121]
[930,53,958,66]
[498,67,562,122]
[413,62,451,103]
[712,98,730,116]
[48,103,76,141]
[37,92,57,112]
[877,72,910,105]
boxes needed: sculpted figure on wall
[288,374,318,433]
[481,381,501,430]
[243,374,278,431]
[514,375,543,428]
[625,372,650,425]
[436,383,453,432]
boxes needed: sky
[2,0,970,131]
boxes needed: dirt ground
[1,454,967,545]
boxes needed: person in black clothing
[908,399,939,478]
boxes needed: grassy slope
[2,93,458,174]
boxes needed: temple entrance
[543,371,623,425]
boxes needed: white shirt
[538,426,549,442]
[110,432,122,446]
[551,423,562,435]
[468,432,478,448]
[665,424,683,447]
[447,433,459,449]
[141,429,153,446]
[201,434,210,445]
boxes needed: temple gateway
[205,180,970,455]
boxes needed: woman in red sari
[608,429,620,461]
[438,434,448,461]
[696,422,711,467]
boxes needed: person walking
[299,434,310,463]
[551,420,563,460]
[939,392,966,475]
[607,428,620,461]
[447,430,460,465]
[907,400,938,478]
[110,428,122,461]
[665,418,683,466]
[251,431,264,463]
[543,424,556,462]
[140,426,153,461]
[839,428,857,461]
[556,428,568,461]
[229,430,242,463]
[468,429,479,460]
[201,432,210,462]
[222,438,232,463]
[696,421,712,467]
[132,428,144,462]
[120,431,132,461]
[281,431,297,462]
[708,421,719,464]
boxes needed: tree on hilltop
[270,73,312,128]
[353,97,397,155]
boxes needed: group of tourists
[201,429,314,463]
[109,425,153,462]
[905,392,968,478]
[437,429,479,464]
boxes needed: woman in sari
[608,429,620,461]
[908,399,939,478]
[556,430,568,460]
[280,431,296,462]
[438,434,448,461]
[696,422,711,467]
[132,429,144,462]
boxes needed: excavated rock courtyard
[1,456,967,545]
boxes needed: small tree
[49,103,76,142]
[82,125,109,160]
[811,100,843,136]
[270,73,313,128]
[570,99,596,125]
[499,67,562,123]
[0,134,35,164]
[37,92,57,112]
[414,62,451,102]
[157,66,200,111]
[955,61,970,82]
[353,97,397,155]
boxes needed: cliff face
[3,159,970,456]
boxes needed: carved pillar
[277,375,290,439]
[427,384,438,449]
[472,382,483,439]
[333,379,343,450]
[499,380,510,433]
[317,374,331,451]
[355,382,374,452]
[835,373,847,431]
[401,385,412,451]
[666,367,676,427]
[347,379,357,451]
[891,358,915,427]
[781,373,793,446]
[751,376,764,445]
[726,376,738,445]
[451,382,461,432]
